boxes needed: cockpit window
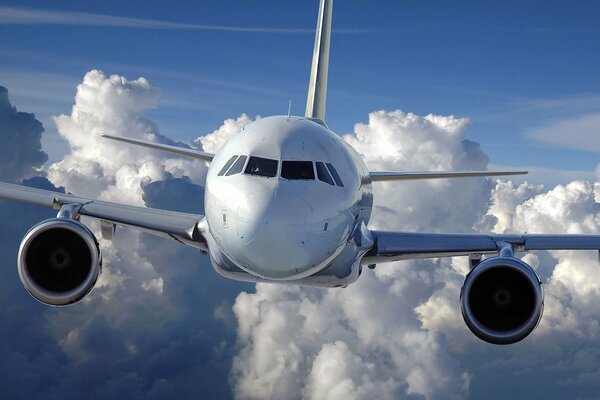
[326,163,344,187]
[218,155,238,176]
[281,161,315,180]
[226,155,247,176]
[245,156,278,178]
[316,162,335,185]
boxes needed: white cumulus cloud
[0,71,252,399]
[3,70,600,400]
[229,109,600,400]
[49,69,205,202]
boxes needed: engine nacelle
[460,256,543,345]
[18,218,102,306]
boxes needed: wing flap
[369,170,528,182]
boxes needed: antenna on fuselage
[305,0,332,126]
[287,100,292,120]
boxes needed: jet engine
[18,218,102,306]
[460,256,543,344]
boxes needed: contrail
[0,5,374,34]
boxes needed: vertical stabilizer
[305,0,332,123]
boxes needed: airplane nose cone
[233,188,318,279]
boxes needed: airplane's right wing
[0,181,208,306]
[0,182,207,249]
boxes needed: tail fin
[305,0,333,124]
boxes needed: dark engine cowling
[18,218,102,306]
[460,256,543,345]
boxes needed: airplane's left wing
[0,182,207,249]
[361,231,600,265]
[360,230,600,345]
[369,170,527,182]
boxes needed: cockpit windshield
[218,155,238,176]
[316,162,334,186]
[219,155,344,187]
[226,155,247,176]
[245,156,278,178]
[326,162,344,187]
[281,161,315,180]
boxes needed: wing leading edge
[362,231,600,265]
[0,182,207,250]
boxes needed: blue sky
[1,0,600,183]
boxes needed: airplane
[1,0,599,346]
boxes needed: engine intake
[18,218,102,306]
[460,256,543,345]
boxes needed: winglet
[305,0,333,123]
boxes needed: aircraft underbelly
[209,238,363,288]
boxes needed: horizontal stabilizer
[102,134,214,162]
[369,170,527,182]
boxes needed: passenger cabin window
[218,155,238,176]
[281,161,315,180]
[326,163,344,187]
[316,162,335,186]
[226,155,247,176]
[245,156,278,178]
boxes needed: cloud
[0,176,71,399]
[43,70,258,399]
[426,178,600,399]
[49,69,205,202]
[0,86,48,182]
[343,110,492,232]
[142,173,205,214]
[230,109,600,400]
[3,70,600,400]
[0,72,254,399]
[195,113,256,154]
[526,113,600,153]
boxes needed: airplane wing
[369,170,527,182]
[361,231,600,265]
[101,134,214,162]
[0,182,207,250]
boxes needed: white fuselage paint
[203,116,373,287]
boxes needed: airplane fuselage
[203,116,374,287]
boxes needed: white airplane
[1,0,599,345]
